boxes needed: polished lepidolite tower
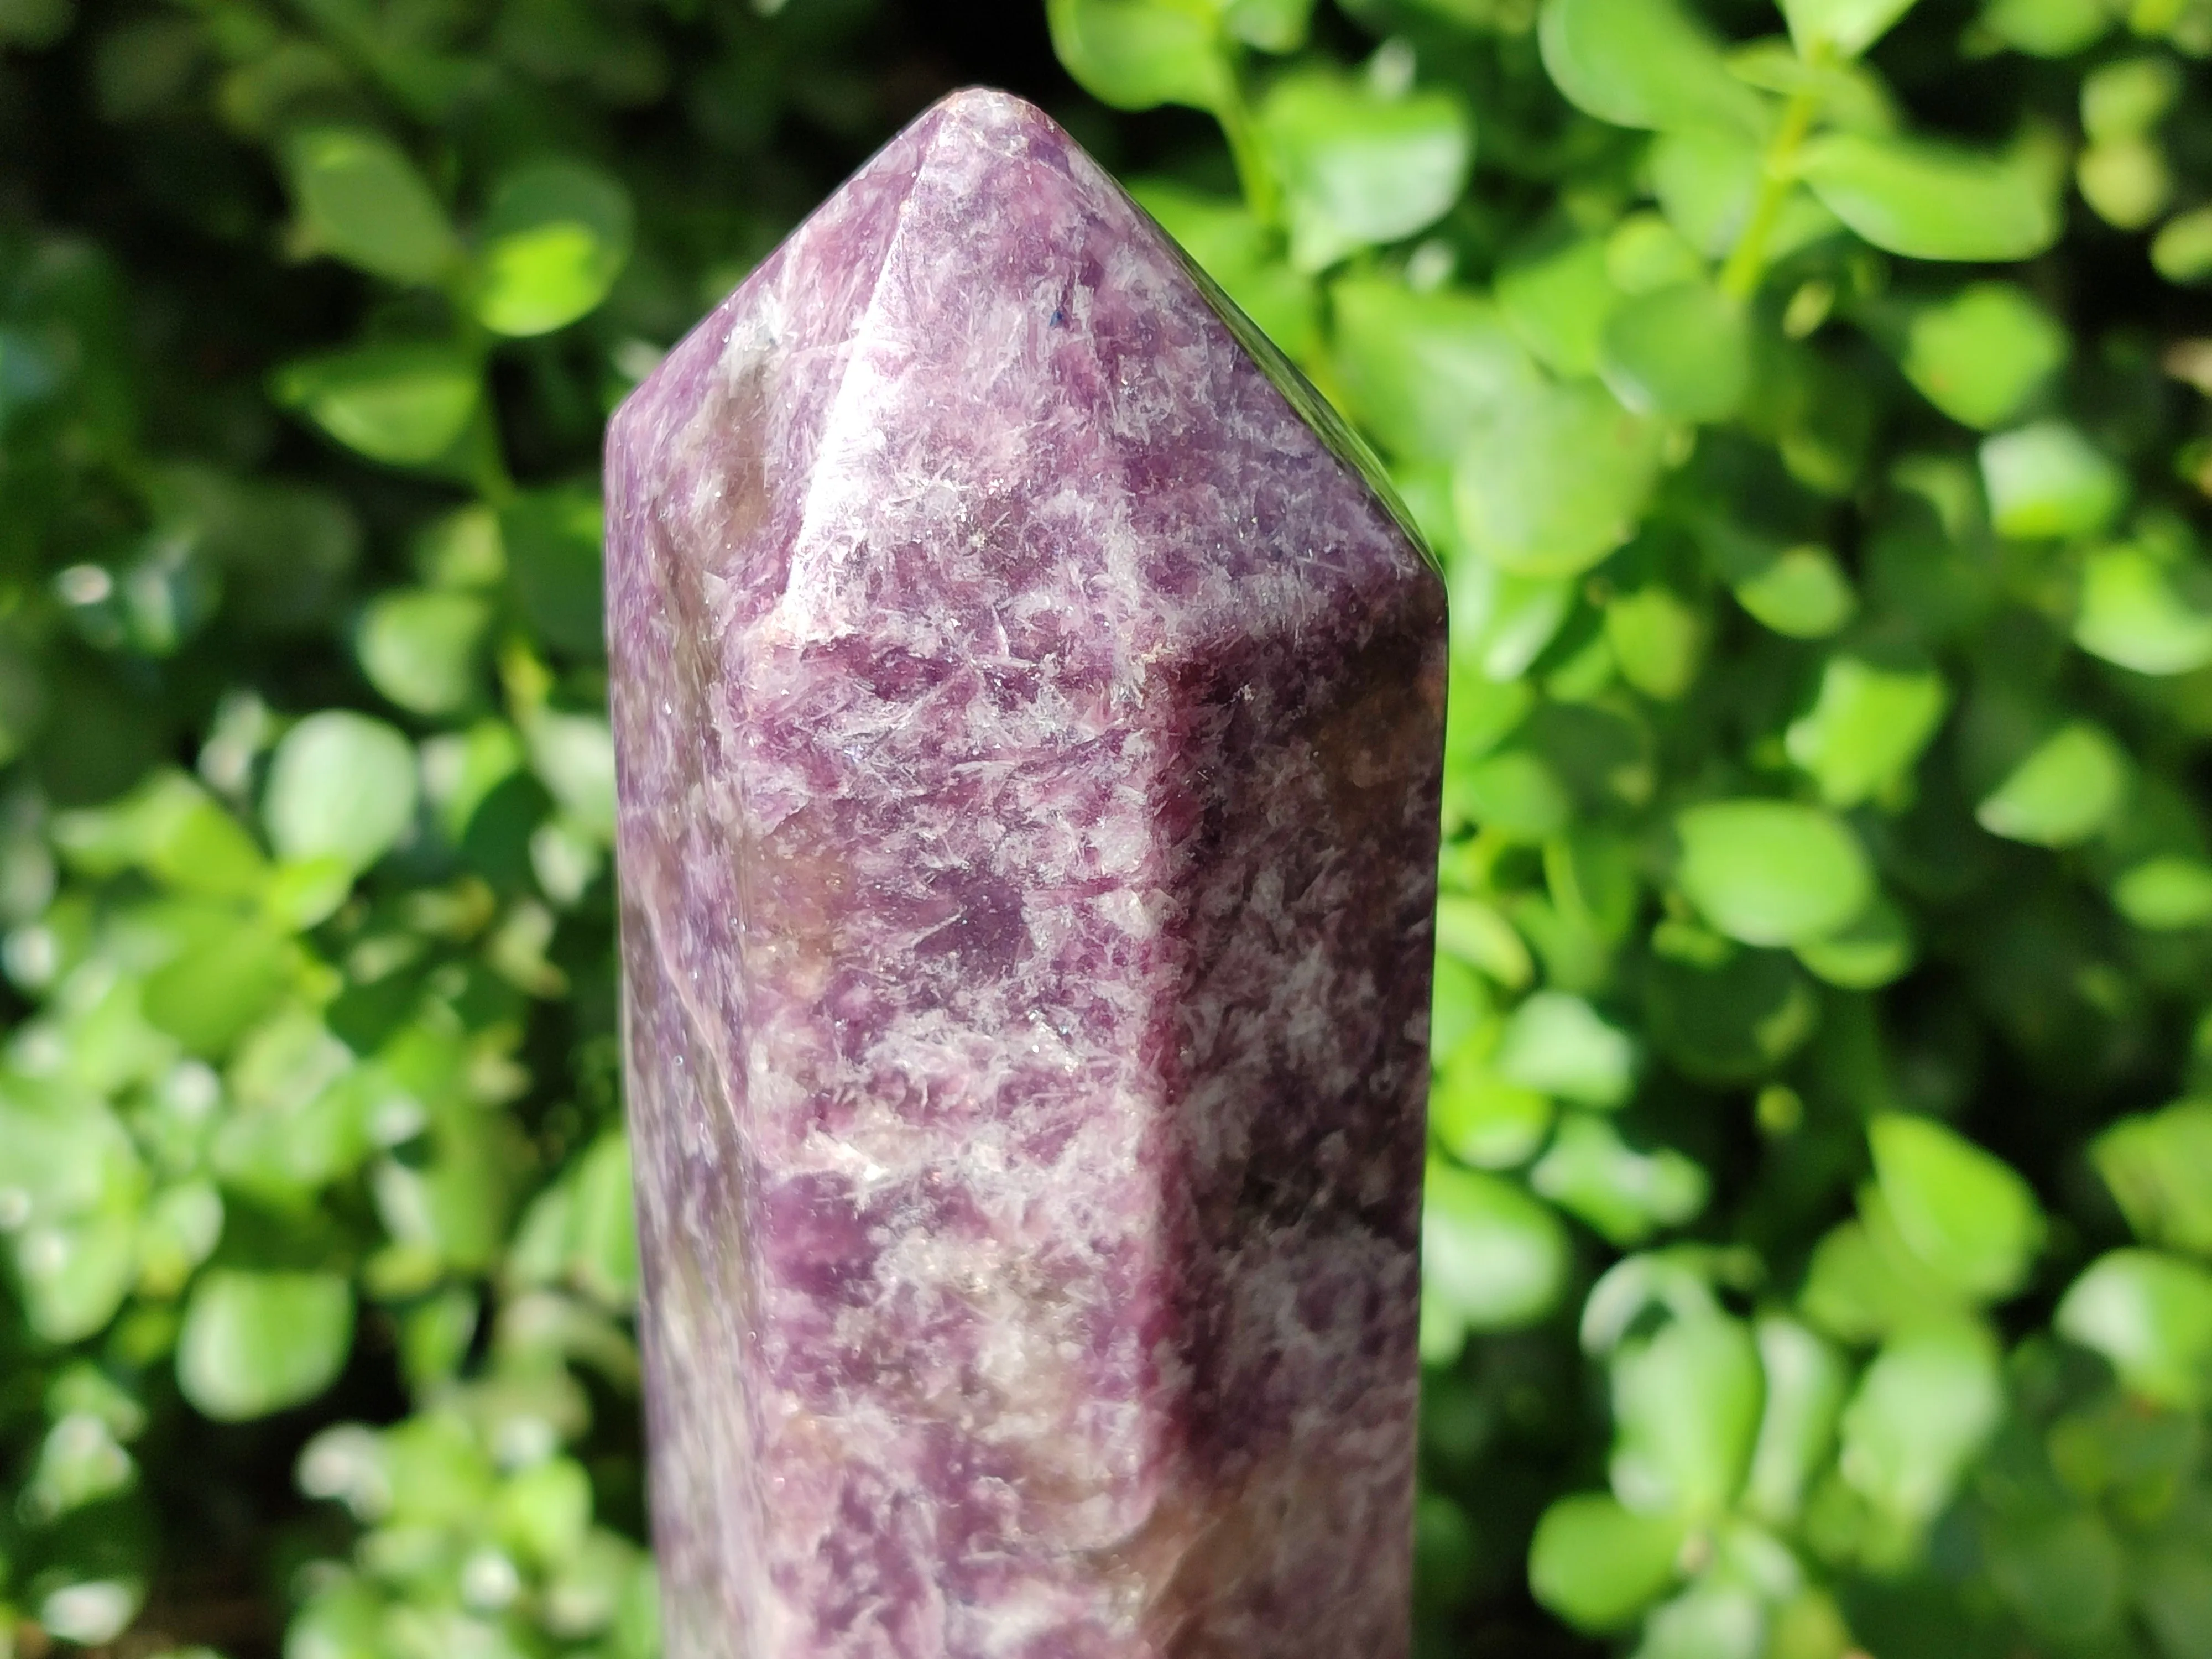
[606,88,1445,1659]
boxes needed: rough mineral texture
[605,87,1446,1659]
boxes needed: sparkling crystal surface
[606,87,1446,1659]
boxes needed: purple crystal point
[606,88,1446,1659]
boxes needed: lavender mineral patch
[605,87,1446,1659]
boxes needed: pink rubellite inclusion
[606,86,1445,1659]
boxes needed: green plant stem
[1719,85,1822,301]
[1213,56,1281,229]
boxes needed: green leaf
[1447,561,1576,684]
[1976,0,2112,56]
[1329,276,1543,463]
[142,909,293,1056]
[2093,1100,2212,1256]
[1652,122,1843,260]
[1984,1508,2127,1650]
[2074,542,2212,674]
[0,1079,144,1230]
[562,1133,640,1308]
[1837,1321,2004,1527]
[1785,654,1950,807]
[2114,858,2212,930]
[1435,894,1536,989]
[1605,586,1707,700]
[1974,721,2127,846]
[1581,1250,1730,1351]
[1793,893,1915,988]
[15,1213,139,1344]
[1604,211,1703,295]
[2081,56,2181,142]
[473,161,634,337]
[1421,1157,1571,1331]
[1900,284,2068,430]
[281,127,457,286]
[211,1013,378,1201]
[1430,956,1490,1068]
[2137,1537,2212,1659]
[177,1269,354,1421]
[1529,1494,1686,1631]
[1609,1312,1764,1517]
[357,589,492,716]
[1781,0,1921,58]
[1537,0,1765,134]
[1674,800,1874,948]
[1800,1213,1958,1342]
[1224,0,1313,48]
[1980,421,2127,540]
[2055,1249,2212,1408]
[1869,1113,2044,1300]
[503,488,606,658]
[1453,379,1662,576]
[263,711,420,873]
[1496,233,1616,376]
[1731,544,1858,639]
[496,1457,593,1566]
[1743,1316,1848,1526]
[1645,948,1820,1083]
[137,1180,223,1299]
[1530,1110,1708,1243]
[1495,990,1637,1107]
[1432,1061,1554,1169]
[1045,0,1231,112]
[1599,282,1752,422]
[53,769,268,899]
[1650,127,1763,257]
[272,342,481,467]
[1639,1579,1765,1659]
[525,708,617,842]
[2152,206,2212,284]
[1797,134,2060,261]
[1259,72,1474,272]
[2077,137,2170,231]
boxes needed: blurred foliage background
[2,0,2212,1656]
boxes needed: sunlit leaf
[1785,654,1949,807]
[1599,282,1751,422]
[1045,0,1230,111]
[1538,0,1765,134]
[1837,1321,2004,1528]
[263,711,419,873]
[2073,542,2212,674]
[177,1269,354,1421]
[2056,1249,2212,1408]
[1980,421,2127,539]
[1798,134,2060,262]
[1900,284,2068,430]
[1259,71,1474,272]
[2093,1100,2212,1256]
[1422,1157,1571,1331]
[1529,1494,1685,1631]
[1453,378,1662,576]
[1608,1311,1763,1517]
[282,127,457,285]
[1975,721,2128,846]
[1781,0,1921,58]
[1869,1113,2044,1300]
[473,161,634,337]
[272,343,481,467]
[1675,800,1874,948]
